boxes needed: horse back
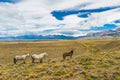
[31,54,41,59]
[15,55,24,60]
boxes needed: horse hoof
[61,60,64,62]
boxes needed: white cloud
[72,0,120,10]
[0,0,120,37]
[78,8,120,30]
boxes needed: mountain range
[87,28,120,36]
[84,27,120,39]
[0,35,77,41]
[1,27,120,41]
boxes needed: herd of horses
[13,50,74,64]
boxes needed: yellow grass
[0,40,120,80]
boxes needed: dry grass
[0,40,120,80]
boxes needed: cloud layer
[0,0,120,37]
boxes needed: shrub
[91,74,102,80]
[64,72,74,78]
[115,75,120,80]
[44,76,61,80]
[78,56,94,65]
[52,70,67,76]
[97,60,110,67]
[84,65,96,69]
[29,73,37,78]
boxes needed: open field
[0,40,120,80]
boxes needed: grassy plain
[0,40,120,80]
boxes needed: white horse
[13,53,30,64]
[31,52,48,63]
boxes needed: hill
[0,40,120,80]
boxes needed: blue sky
[0,0,120,37]
[52,6,120,20]
[0,0,20,3]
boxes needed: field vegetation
[0,40,120,80]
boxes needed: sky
[0,0,120,37]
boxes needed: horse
[63,49,74,60]
[31,52,48,63]
[13,53,30,64]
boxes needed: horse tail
[31,56,34,63]
[13,57,16,64]
[31,56,33,60]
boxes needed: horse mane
[70,49,74,53]
[71,49,74,52]
[25,53,30,56]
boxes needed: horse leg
[32,59,34,63]
[23,59,26,64]
[70,55,72,59]
[31,56,34,63]
[63,55,66,60]
[40,59,43,63]
[14,58,16,64]
[64,56,66,60]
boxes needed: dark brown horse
[63,49,74,60]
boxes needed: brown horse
[63,49,74,60]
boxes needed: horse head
[43,52,48,56]
[26,53,30,57]
[71,49,74,53]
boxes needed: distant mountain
[0,35,77,41]
[1,28,120,41]
[85,27,120,39]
